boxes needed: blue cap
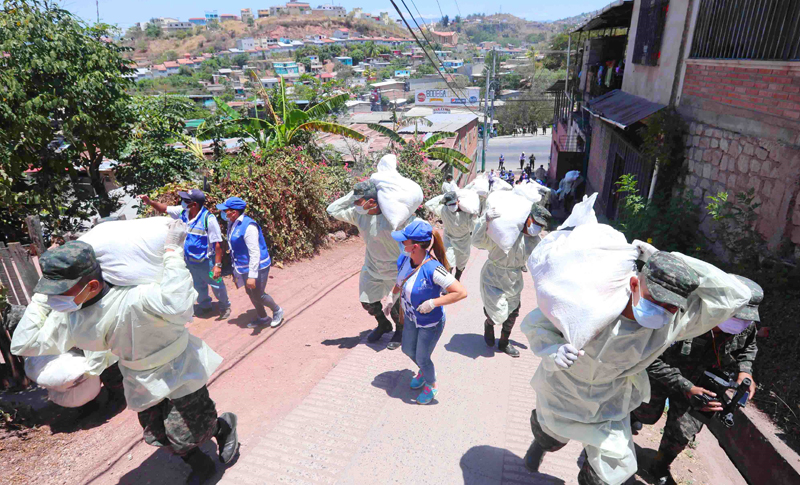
[216,196,247,211]
[391,219,433,242]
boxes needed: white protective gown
[11,251,222,412]
[327,191,408,304]
[424,195,475,271]
[472,214,541,325]
[521,253,751,485]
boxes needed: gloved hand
[417,299,437,314]
[164,220,188,252]
[381,294,395,316]
[632,239,658,263]
[554,344,584,369]
[486,208,501,220]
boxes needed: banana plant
[197,71,365,150]
[366,123,472,173]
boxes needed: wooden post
[8,243,38,300]
[26,215,46,256]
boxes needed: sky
[58,0,613,29]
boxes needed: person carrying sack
[472,203,552,357]
[424,191,476,281]
[389,220,467,404]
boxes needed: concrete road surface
[479,134,553,175]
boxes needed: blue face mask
[718,317,752,334]
[632,285,673,329]
[221,211,229,222]
[181,201,189,210]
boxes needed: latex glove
[381,295,394,316]
[554,344,584,369]
[486,208,501,220]
[164,220,188,251]
[632,239,658,263]
[417,299,437,314]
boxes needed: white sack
[465,176,490,197]
[456,189,481,215]
[528,193,638,349]
[48,375,102,408]
[370,156,424,230]
[25,352,88,390]
[513,183,543,204]
[491,177,513,192]
[485,191,532,253]
[79,217,173,286]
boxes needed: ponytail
[411,230,450,272]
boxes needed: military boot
[182,449,217,485]
[367,315,393,343]
[387,323,403,350]
[498,321,519,357]
[523,441,546,473]
[214,412,239,464]
[484,321,495,346]
[650,450,679,485]
[454,268,463,281]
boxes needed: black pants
[362,300,401,330]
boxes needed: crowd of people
[9,165,763,485]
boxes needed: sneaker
[217,307,232,320]
[270,308,284,328]
[417,385,438,405]
[247,316,271,328]
[410,371,426,390]
[386,328,402,350]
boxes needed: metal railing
[691,0,800,60]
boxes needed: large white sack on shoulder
[513,183,543,203]
[491,177,513,192]
[456,189,481,214]
[79,217,172,286]
[485,191,532,253]
[48,375,101,408]
[528,222,638,350]
[465,176,490,196]
[376,153,398,172]
[370,169,423,230]
[558,193,599,229]
[25,352,88,390]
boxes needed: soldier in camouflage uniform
[632,275,762,485]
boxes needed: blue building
[335,56,353,66]
[394,69,411,78]
[442,59,464,69]
[273,61,300,76]
[204,10,219,23]
[188,17,207,25]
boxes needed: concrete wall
[622,0,692,106]
[682,120,800,248]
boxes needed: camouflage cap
[529,204,552,228]
[443,191,458,206]
[641,252,700,310]
[732,274,763,322]
[34,241,100,295]
[353,181,378,202]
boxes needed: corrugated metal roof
[397,113,478,134]
[585,89,665,129]
[573,0,634,33]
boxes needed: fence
[600,129,653,220]
[690,0,800,61]
[0,242,40,306]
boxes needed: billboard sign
[415,87,480,107]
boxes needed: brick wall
[682,63,800,122]
[682,121,800,248]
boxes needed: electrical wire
[391,0,481,117]
[452,0,462,18]
[433,0,445,23]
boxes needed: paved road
[479,134,553,175]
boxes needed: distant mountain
[449,13,587,47]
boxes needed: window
[690,0,800,60]
[632,0,670,66]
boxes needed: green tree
[0,1,134,222]
[366,123,472,173]
[247,17,255,27]
[117,96,201,196]
[441,15,450,27]
[233,53,250,67]
[145,22,163,38]
[165,50,179,61]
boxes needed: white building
[313,4,346,17]
[236,38,255,50]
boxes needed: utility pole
[480,46,494,172]
[488,50,496,148]
[96,0,99,24]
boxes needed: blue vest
[397,254,445,327]
[181,207,212,263]
[229,215,271,274]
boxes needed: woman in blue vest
[390,219,468,405]
[216,197,284,329]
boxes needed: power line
[452,0,462,18]
[433,0,445,22]
[393,0,480,117]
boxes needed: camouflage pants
[137,386,219,456]
[632,381,704,459]
[530,410,607,485]
[362,300,401,328]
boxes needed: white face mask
[632,285,673,329]
[526,222,542,236]
[181,200,189,210]
[47,284,89,313]
[718,317,752,334]
[354,205,370,215]
[446,204,458,213]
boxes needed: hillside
[452,13,585,47]
[126,17,408,61]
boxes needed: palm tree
[366,123,472,173]
[197,71,365,150]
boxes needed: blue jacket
[229,215,271,274]
[397,254,445,327]
[181,207,212,263]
